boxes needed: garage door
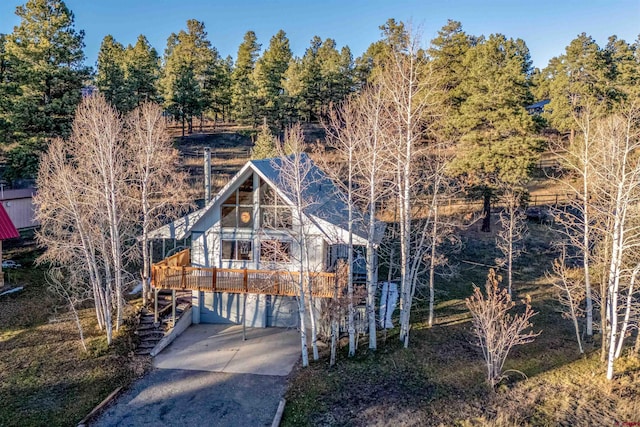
[266,295,299,328]
[201,292,241,324]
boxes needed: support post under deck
[154,288,159,324]
[172,289,176,327]
[242,294,247,341]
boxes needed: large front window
[222,239,253,261]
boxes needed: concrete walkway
[93,325,301,426]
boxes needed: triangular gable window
[259,178,292,229]
[221,175,254,229]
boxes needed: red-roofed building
[0,203,19,289]
[0,188,39,230]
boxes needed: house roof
[146,208,206,240]
[250,155,383,244]
[148,154,385,245]
[0,204,19,240]
[526,99,550,110]
[0,188,35,201]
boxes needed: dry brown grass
[0,246,148,427]
[282,219,640,427]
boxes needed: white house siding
[191,231,205,267]
[201,292,241,324]
[185,166,349,328]
[192,231,327,327]
[266,295,299,328]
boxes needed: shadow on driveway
[93,325,300,426]
[155,324,301,376]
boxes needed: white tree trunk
[366,150,378,350]
[347,148,356,357]
[428,206,438,328]
[606,186,624,380]
[614,266,638,359]
[582,179,593,336]
[297,289,309,368]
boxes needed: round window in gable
[240,211,252,224]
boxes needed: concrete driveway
[155,324,301,376]
[93,325,301,427]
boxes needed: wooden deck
[151,250,338,298]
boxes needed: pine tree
[95,35,128,111]
[95,34,160,113]
[124,35,161,108]
[544,33,609,137]
[232,31,261,126]
[0,34,17,146]
[354,19,410,86]
[160,19,217,135]
[449,34,542,232]
[604,35,640,101]
[209,55,233,122]
[317,38,344,116]
[299,36,323,121]
[427,20,475,139]
[298,36,353,121]
[282,57,305,123]
[251,120,277,159]
[336,46,355,100]
[4,0,89,179]
[254,29,292,128]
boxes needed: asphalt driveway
[93,324,301,426]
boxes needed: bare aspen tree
[495,188,527,297]
[355,86,393,349]
[73,94,130,330]
[424,143,459,328]
[327,260,350,366]
[550,107,598,337]
[47,267,90,351]
[588,105,640,380]
[37,136,116,344]
[37,95,190,345]
[466,269,540,388]
[614,264,640,359]
[548,246,585,354]
[324,84,392,352]
[128,102,192,305]
[273,124,321,366]
[378,28,443,347]
[324,97,359,356]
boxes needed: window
[221,240,253,261]
[260,240,291,263]
[221,176,254,229]
[259,179,292,229]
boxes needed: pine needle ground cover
[0,246,146,427]
[282,222,640,426]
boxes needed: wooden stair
[134,290,192,356]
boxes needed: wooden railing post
[181,266,186,289]
[243,268,248,293]
[212,267,216,292]
[274,272,279,295]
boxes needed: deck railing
[151,264,338,298]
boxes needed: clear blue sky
[1,0,638,70]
